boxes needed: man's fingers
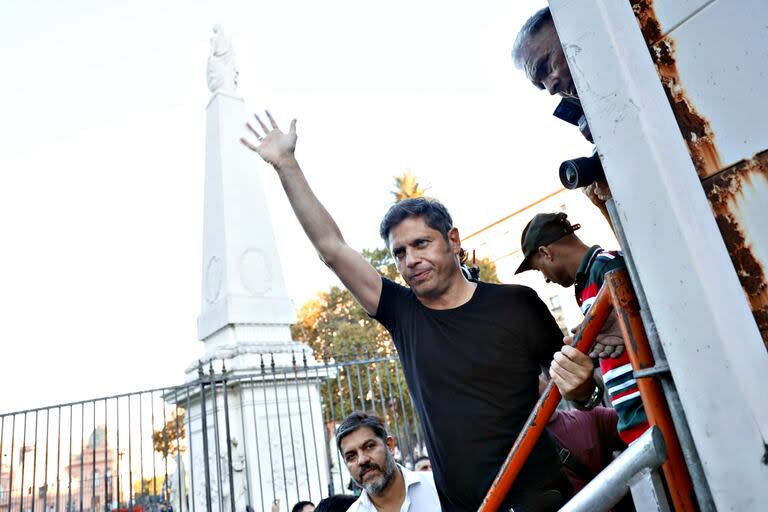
[253,113,270,134]
[552,350,584,375]
[245,122,263,141]
[240,137,259,152]
[265,110,279,129]
[289,119,297,135]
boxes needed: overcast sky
[0,0,593,412]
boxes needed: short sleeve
[521,286,566,368]
[372,277,411,333]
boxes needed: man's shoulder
[590,249,626,278]
[478,281,540,300]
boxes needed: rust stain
[631,0,723,179]
[703,150,768,350]
[631,0,663,45]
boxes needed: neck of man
[565,241,592,283]
[369,466,406,511]
[417,270,477,310]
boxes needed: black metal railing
[0,350,423,512]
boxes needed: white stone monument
[181,26,331,512]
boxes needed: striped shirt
[575,246,649,444]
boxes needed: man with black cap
[516,212,650,445]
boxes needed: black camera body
[553,98,606,189]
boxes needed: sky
[0,0,593,412]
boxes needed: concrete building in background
[463,189,617,332]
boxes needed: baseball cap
[514,212,580,274]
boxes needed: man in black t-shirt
[241,112,598,511]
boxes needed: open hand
[592,312,625,359]
[240,110,297,169]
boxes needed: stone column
[180,26,331,512]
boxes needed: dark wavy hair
[335,411,388,452]
[314,495,358,512]
[379,197,453,246]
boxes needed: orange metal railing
[477,268,696,511]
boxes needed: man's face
[530,248,574,287]
[388,216,461,300]
[299,506,314,512]
[414,459,432,472]
[518,20,577,98]
[340,427,398,496]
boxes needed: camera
[559,152,605,190]
[553,98,605,189]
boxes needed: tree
[391,170,427,202]
[152,408,186,460]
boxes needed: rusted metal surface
[478,284,614,511]
[703,150,768,349]
[631,0,723,179]
[605,270,698,512]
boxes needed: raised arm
[240,111,382,315]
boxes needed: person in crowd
[512,6,613,225]
[240,114,599,511]
[291,501,315,512]
[539,374,636,511]
[517,212,650,444]
[314,495,358,512]
[336,412,440,511]
[413,456,432,472]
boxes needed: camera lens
[558,153,606,189]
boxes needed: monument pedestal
[181,27,332,512]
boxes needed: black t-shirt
[374,277,565,511]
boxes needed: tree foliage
[152,408,186,460]
[391,170,428,202]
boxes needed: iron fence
[0,350,423,512]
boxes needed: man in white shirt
[336,412,441,512]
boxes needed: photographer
[512,6,613,226]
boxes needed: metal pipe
[20,413,27,512]
[301,351,323,499]
[184,384,197,512]
[221,363,237,512]
[91,403,96,512]
[478,283,614,511]
[150,392,158,499]
[127,399,133,512]
[103,399,108,512]
[161,389,171,503]
[138,398,145,505]
[606,199,716,511]
[324,354,341,495]
[290,352,312,502]
[281,353,302,502]
[269,354,290,508]
[55,407,61,512]
[260,354,277,508]
[8,414,15,512]
[209,362,225,512]
[32,411,39,512]
[43,410,50,512]
[115,402,120,508]
[560,426,667,512]
[197,363,213,512]
[237,380,254,510]
[173,389,186,512]
[605,270,697,512]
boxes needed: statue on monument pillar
[207,25,239,94]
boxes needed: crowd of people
[246,6,649,512]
